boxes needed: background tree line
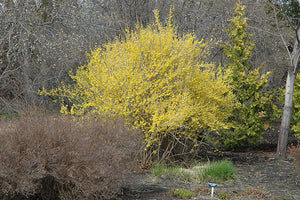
[0,0,289,112]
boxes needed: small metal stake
[208,182,217,199]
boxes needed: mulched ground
[120,150,300,200]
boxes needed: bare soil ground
[120,151,300,200]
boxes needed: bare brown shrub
[0,113,142,199]
[289,143,300,176]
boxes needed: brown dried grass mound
[289,143,300,176]
[0,113,141,200]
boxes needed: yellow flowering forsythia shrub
[41,10,234,149]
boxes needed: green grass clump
[218,191,231,199]
[152,160,236,183]
[170,188,197,199]
[201,160,236,182]
[151,163,173,176]
[0,113,19,119]
[152,163,191,181]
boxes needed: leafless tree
[263,0,300,159]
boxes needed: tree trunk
[276,27,300,159]
[277,68,296,159]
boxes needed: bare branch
[248,25,280,37]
